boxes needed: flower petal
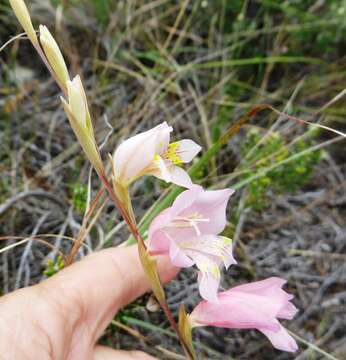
[159,186,203,240]
[194,254,221,303]
[190,277,298,353]
[198,270,220,303]
[180,235,236,271]
[147,227,171,255]
[229,277,287,295]
[180,188,234,234]
[166,139,201,163]
[191,291,280,331]
[222,277,295,318]
[168,238,195,267]
[155,122,172,154]
[148,188,201,253]
[153,155,172,182]
[113,128,158,183]
[277,301,298,320]
[113,122,173,184]
[260,323,298,352]
[170,185,203,215]
[148,207,174,242]
[169,165,194,188]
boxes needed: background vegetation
[0,0,345,359]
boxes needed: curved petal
[148,207,175,239]
[277,301,298,320]
[229,277,287,295]
[222,277,295,318]
[155,122,172,154]
[172,139,201,163]
[180,235,236,271]
[153,155,172,182]
[147,228,171,255]
[113,129,158,183]
[181,188,234,234]
[260,323,298,352]
[198,270,220,303]
[194,253,221,303]
[169,238,195,267]
[170,185,203,215]
[169,165,194,188]
[191,292,280,331]
[190,277,298,353]
[113,122,173,184]
[148,187,203,252]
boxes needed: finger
[94,346,157,360]
[37,245,178,339]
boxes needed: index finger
[39,245,178,340]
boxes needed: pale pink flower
[112,122,201,188]
[190,277,298,352]
[148,185,236,303]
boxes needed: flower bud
[9,0,38,45]
[66,76,88,128]
[61,76,103,175]
[39,25,69,87]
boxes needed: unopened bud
[9,0,38,45]
[39,25,69,86]
[61,76,103,175]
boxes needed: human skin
[0,245,178,360]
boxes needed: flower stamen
[168,212,210,235]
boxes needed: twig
[0,190,65,217]
[14,212,51,290]
[112,320,186,360]
[289,330,339,360]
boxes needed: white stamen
[168,212,210,235]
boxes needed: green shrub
[240,128,322,209]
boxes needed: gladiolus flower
[148,185,236,302]
[9,0,38,45]
[61,75,103,175]
[39,25,70,87]
[112,122,201,188]
[190,277,298,352]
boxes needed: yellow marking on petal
[210,264,220,278]
[153,154,160,162]
[163,142,183,165]
[199,262,220,278]
[221,236,232,245]
[198,262,207,272]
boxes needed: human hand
[0,245,178,360]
